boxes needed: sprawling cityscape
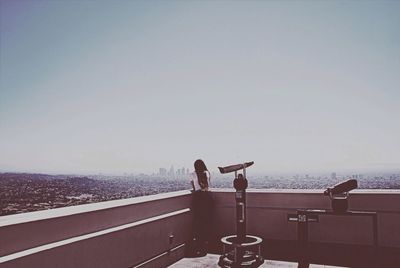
[1,168,399,216]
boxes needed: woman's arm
[191,179,195,191]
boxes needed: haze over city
[1,0,399,175]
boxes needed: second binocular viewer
[324,179,358,213]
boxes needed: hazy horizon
[0,163,399,178]
[1,1,399,175]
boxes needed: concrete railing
[1,189,400,268]
[0,190,193,268]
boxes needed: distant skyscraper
[331,172,337,180]
[159,168,167,176]
[181,167,185,177]
[169,166,175,178]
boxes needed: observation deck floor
[169,254,347,268]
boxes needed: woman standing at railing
[188,159,213,257]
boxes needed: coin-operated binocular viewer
[324,179,358,213]
[296,179,376,268]
[218,161,264,268]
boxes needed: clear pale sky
[0,0,399,175]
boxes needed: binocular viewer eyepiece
[324,179,358,196]
[218,161,254,174]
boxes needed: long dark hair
[194,159,210,189]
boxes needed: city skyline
[1,166,398,178]
[1,1,399,175]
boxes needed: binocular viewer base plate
[219,235,264,268]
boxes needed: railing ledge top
[211,188,400,194]
[0,190,192,227]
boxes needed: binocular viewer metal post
[218,161,263,268]
[324,179,358,213]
